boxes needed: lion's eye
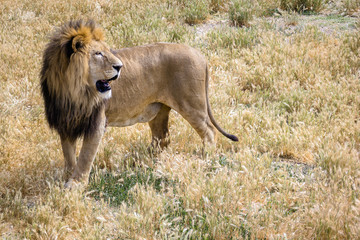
[95,51,103,56]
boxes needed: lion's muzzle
[96,63,122,93]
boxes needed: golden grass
[1,0,360,239]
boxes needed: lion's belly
[106,102,162,127]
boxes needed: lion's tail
[205,65,239,142]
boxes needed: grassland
[0,0,360,239]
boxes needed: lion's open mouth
[96,75,118,93]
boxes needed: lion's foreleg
[61,136,77,180]
[65,111,106,188]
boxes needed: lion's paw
[64,179,85,190]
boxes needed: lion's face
[88,40,123,99]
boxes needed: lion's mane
[40,20,105,141]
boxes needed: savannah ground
[1,0,360,239]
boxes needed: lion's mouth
[96,75,118,93]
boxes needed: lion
[40,20,238,188]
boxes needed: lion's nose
[113,64,123,72]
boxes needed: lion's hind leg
[148,104,171,150]
[189,114,217,146]
[176,107,218,147]
[183,113,218,157]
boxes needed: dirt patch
[268,14,358,36]
[194,13,358,39]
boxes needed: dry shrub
[228,0,281,27]
[229,0,255,27]
[341,0,360,15]
[180,0,210,25]
[280,0,326,13]
[209,0,230,13]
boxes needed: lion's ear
[72,35,85,53]
[64,36,84,58]
[63,25,92,58]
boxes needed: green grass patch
[88,168,171,206]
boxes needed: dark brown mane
[40,20,105,140]
[41,79,104,141]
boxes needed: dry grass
[1,0,360,239]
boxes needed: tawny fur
[40,20,238,187]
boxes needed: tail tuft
[227,134,239,142]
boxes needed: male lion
[40,20,238,187]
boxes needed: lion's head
[40,20,122,140]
